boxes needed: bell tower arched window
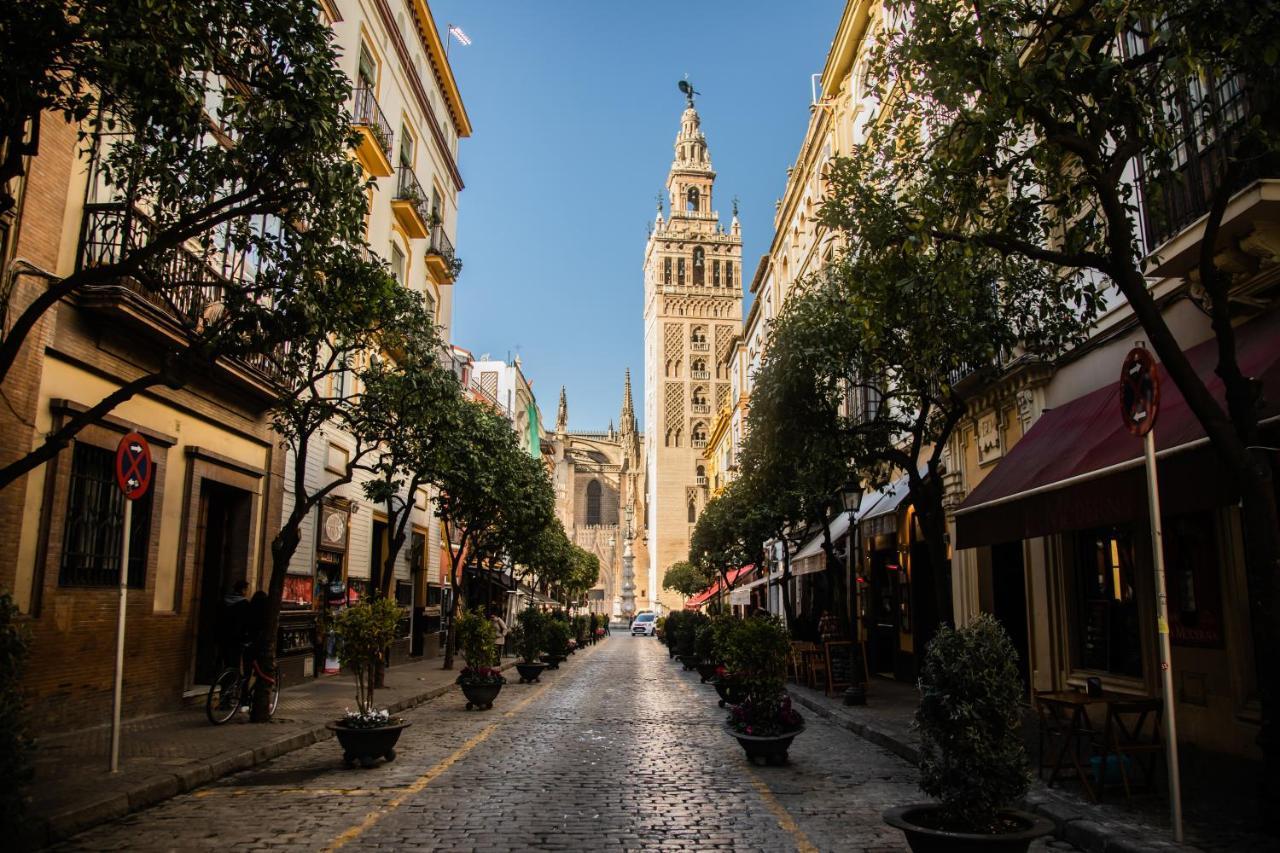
[692,247,705,285]
[712,259,721,286]
[686,186,700,212]
[663,257,672,285]
[586,480,602,525]
[688,499,697,523]
[677,258,686,286]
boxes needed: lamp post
[620,504,637,621]
[834,480,866,706]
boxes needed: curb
[33,658,522,849]
[785,688,1197,853]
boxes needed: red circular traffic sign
[1120,347,1160,436]
[114,432,153,500]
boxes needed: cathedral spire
[620,368,636,435]
[556,386,567,435]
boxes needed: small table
[1034,690,1139,801]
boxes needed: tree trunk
[252,525,299,721]
[778,534,797,629]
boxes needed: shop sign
[319,503,349,552]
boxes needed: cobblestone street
[52,636,1079,852]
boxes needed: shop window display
[1072,527,1143,678]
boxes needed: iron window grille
[59,442,153,588]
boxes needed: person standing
[488,608,508,658]
[217,580,250,669]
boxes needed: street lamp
[834,479,864,514]
[834,479,867,705]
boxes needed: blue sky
[432,1,841,430]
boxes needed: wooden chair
[1035,694,1098,800]
[788,642,811,684]
[806,647,829,692]
[1093,698,1164,801]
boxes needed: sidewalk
[787,678,1277,853]
[22,653,521,848]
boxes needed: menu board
[824,640,867,695]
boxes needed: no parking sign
[114,432,153,500]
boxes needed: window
[691,387,706,405]
[586,480,602,525]
[431,187,443,228]
[358,43,377,91]
[692,247,705,285]
[1071,527,1143,678]
[692,424,707,445]
[677,258,685,286]
[390,243,406,284]
[398,127,413,171]
[725,261,734,288]
[688,500,696,523]
[663,257,672,285]
[60,442,152,588]
[686,186,700,211]
[713,260,721,287]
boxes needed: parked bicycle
[206,645,281,725]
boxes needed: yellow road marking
[325,646,607,851]
[674,661,818,853]
[195,786,390,798]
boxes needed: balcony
[696,475,707,486]
[425,223,462,284]
[391,166,430,239]
[1140,82,1275,253]
[691,340,709,351]
[691,370,710,380]
[351,88,394,178]
[692,438,707,449]
[74,203,285,394]
[692,404,711,414]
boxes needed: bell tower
[642,84,743,614]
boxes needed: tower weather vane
[678,77,699,108]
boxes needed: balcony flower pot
[725,721,804,766]
[327,716,411,768]
[540,653,565,670]
[516,661,548,683]
[881,805,1052,853]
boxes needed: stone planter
[516,661,548,683]
[882,805,1053,853]
[326,720,411,768]
[725,722,804,766]
[459,681,503,710]
[540,653,565,670]
[695,662,720,683]
[712,678,744,708]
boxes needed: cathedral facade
[643,93,744,614]
[547,374,648,616]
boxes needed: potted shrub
[513,606,548,684]
[541,618,570,669]
[588,613,599,644]
[454,609,505,710]
[883,615,1052,852]
[722,616,804,766]
[694,616,725,682]
[677,611,706,670]
[661,612,681,658]
[326,597,410,767]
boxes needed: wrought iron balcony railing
[352,87,394,160]
[75,203,286,385]
[395,166,429,216]
[427,223,462,280]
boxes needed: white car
[631,612,657,636]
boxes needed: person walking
[603,615,611,637]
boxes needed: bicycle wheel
[206,668,241,725]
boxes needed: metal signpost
[1120,345,1182,842]
[110,431,153,773]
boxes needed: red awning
[955,309,1280,549]
[685,565,752,609]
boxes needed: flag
[448,25,471,47]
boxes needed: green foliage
[719,616,791,706]
[694,620,718,663]
[543,619,571,657]
[513,607,546,663]
[662,560,713,598]
[0,592,31,833]
[915,615,1030,832]
[455,609,497,670]
[676,611,708,658]
[571,615,589,643]
[333,597,402,715]
[661,611,682,648]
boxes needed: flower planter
[712,678,744,708]
[516,661,548,683]
[459,681,503,710]
[695,662,720,683]
[882,805,1053,853]
[327,720,411,768]
[678,653,699,671]
[725,722,804,766]
[540,653,565,669]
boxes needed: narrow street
[52,636,1078,852]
